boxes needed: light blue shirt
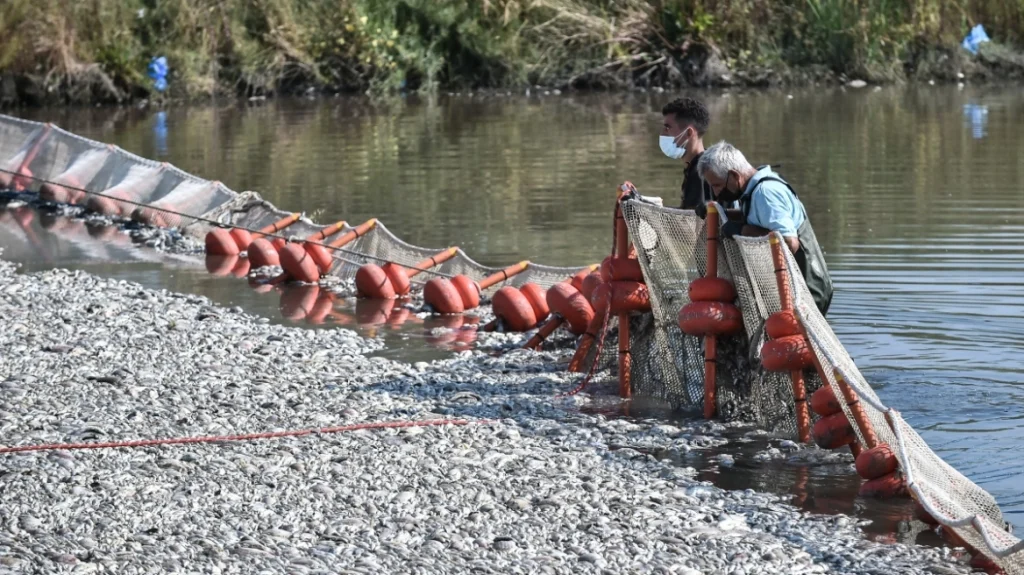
[740,166,806,238]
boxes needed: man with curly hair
[660,97,717,211]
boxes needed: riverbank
[2,0,1024,107]
[0,249,978,574]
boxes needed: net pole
[615,194,632,398]
[769,234,811,442]
[703,205,720,419]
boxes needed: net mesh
[0,114,582,289]
[621,196,1022,572]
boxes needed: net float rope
[423,261,529,314]
[676,204,743,419]
[0,418,481,455]
[355,247,460,299]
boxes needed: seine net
[0,113,582,291]
[621,196,1022,572]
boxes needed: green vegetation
[1,0,1023,104]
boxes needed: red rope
[0,419,478,455]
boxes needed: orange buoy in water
[678,301,743,336]
[206,228,240,256]
[423,277,465,314]
[204,213,300,256]
[810,385,843,416]
[761,335,815,372]
[545,282,595,335]
[356,248,459,299]
[855,444,899,480]
[423,261,530,314]
[520,283,550,323]
[688,277,737,303]
[230,228,253,251]
[279,244,320,284]
[812,412,856,449]
[492,286,539,332]
[247,238,280,269]
[858,472,906,499]
[299,219,347,273]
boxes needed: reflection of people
[659,98,714,210]
[697,142,834,315]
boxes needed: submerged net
[0,114,581,292]
[621,196,1022,573]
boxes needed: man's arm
[748,186,802,254]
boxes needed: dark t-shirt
[680,152,712,209]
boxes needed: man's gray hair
[697,141,754,180]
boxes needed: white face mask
[659,133,688,160]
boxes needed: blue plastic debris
[963,103,989,140]
[961,24,990,55]
[147,56,169,92]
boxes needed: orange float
[545,281,595,335]
[599,256,644,282]
[678,301,743,336]
[858,473,906,499]
[491,286,539,332]
[810,385,842,417]
[580,272,603,302]
[855,444,899,480]
[761,335,815,372]
[812,412,856,449]
[205,213,301,256]
[688,277,737,303]
[279,243,321,284]
[674,205,742,417]
[422,261,529,314]
[355,247,458,299]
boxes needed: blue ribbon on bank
[147,56,168,92]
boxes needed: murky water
[2,86,1022,537]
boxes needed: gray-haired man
[697,142,834,315]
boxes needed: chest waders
[740,176,834,315]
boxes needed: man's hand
[694,202,708,219]
[784,236,801,254]
[721,220,744,239]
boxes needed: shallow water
[2,86,1022,535]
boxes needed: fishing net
[1,112,1020,571]
[620,197,1023,573]
[0,114,580,292]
